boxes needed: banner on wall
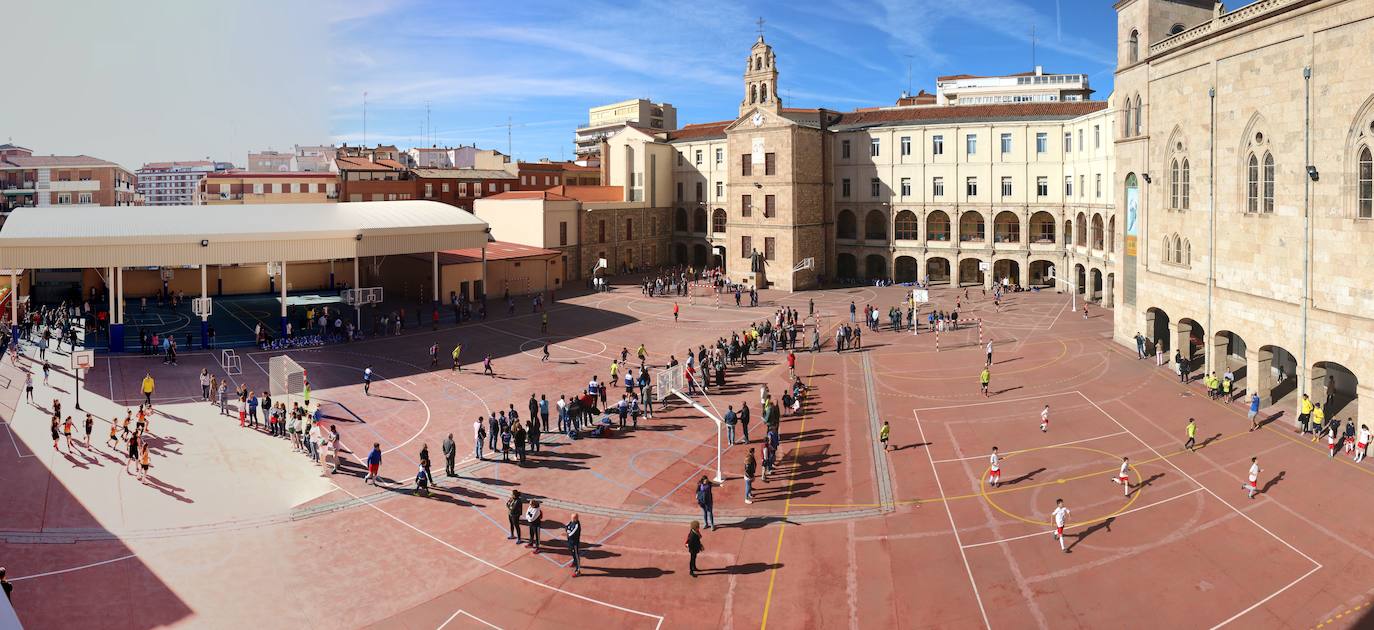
[1123,174,1139,305]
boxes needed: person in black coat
[686,521,704,577]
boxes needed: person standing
[474,417,486,460]
[988,447,1001,488]
[1133,332,1146,359]
[1155,340,1165,366]
[743,449,757,504]
[524,500,543,552]
[1243,457,1261,499]
[200,369,211,400]
[24,372,32,405]
[83,413,93,447]
[1051,499,1071,553]
[1298,394,1314,434]
[1248,393,1262,431]
[696,476,715,530]
[1355,425,1370,463]
[1040,405,1050,433]
[452,343,462,372]
[686,521,705,577]
[1174,351,1187,383]
[1310,403,1326,443]
[979,367,991,397]
[1183,418,1197,452]
[141,373,155,408]
[363,365,373,396]
[539,395,550,432]
[365,443,382,485]
[506,490,525,543]
[442,433,456,477]
[724,405,737,444]
[429,342,438,369]
[673,302,679,323]
[566,514,582,577]
[985,340,994,366]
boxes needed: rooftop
[0,154,123,169]
[206,170,337,179]
[548,185,623,203]
[335,156,405,171]
[411,168,516,180]
[434,241,560,265]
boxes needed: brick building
[198,171,338,204]
[0,144,138,212]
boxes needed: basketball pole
[671,390,724,483]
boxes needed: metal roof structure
[0,200,489,269]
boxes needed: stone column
[1249,348,1271,406]
[199,264,209,349]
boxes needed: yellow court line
[758,323,830,629]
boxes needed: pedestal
[110,323,125,353]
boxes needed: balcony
[2,182,36,193]
[49,180,101,192]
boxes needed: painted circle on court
[979,444,1141,527]
[518,336,608,360]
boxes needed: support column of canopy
[353,255,361,332]
[111,267,125,352]
[279,260,289,339]
[432,251,440,321]
[9,270,18,343]
[200,265,209,349]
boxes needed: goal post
[269,355,308,406]
[654,363,725,483]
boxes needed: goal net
[269,355,308,401]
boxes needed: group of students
[1297,394,1371,462]
[199,368,345,474]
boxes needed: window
[712,208,726,233]
[559,222,568,246]
[932,135,944,155]
[1094,125,1101,149]
[1133,95,1142,136]
[715,148,723,165]
[741,155,751,176]
[1095,174,1102,198]
[1035,132,1048,154]
[425,183,434,198]
[1246,154,1259,213]
[694,150,702,165]
[490,183,497,192]
[695,181,703,200]
[1064,176,1073,197]
[676,182,684,202]
[1079,175,1085,198]
[966,177,978,197]
[441,183,449,193]
[1359,146,1372,219]
[895,211,917,240]
[966,134,977,155]
[1170,159,1180,209]
[1001,176,1013,197]
[900,136,911,156]
[1000,133,1012,154]
[900,177,911,197]
[933,177,945,197]
[764,153,776,176]
[598,220,606,243]
[78,192,92,204]
[870,137,881,157]
[742,194,752,217]
[626,218,633,241]
[1036,176,1048,197]
[870,178,881,197]
[678,153,685,166]
[1128,29,1139,64]
[460,182,469,195]
[715,181,723,198]
[841,140,851,159]
[841,178,851,198]
[1064,132,1073,153]
[741,235,752,258]
[1078,130,1084,151]
[1262,153,1275,213]
[764,236,775,260]
[764,195,776,217]
[1181,160,1190,210]
[57,193,72,205]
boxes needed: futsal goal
[269,355,309,406]
[654,362,725,482]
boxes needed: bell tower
[740,18,780,117]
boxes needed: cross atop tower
[755,17,765,38]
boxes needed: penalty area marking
[331,482,665,629]
[959,487,1204,550]
[10,553,137,582]
[437,609,503,630]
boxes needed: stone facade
[1113,0,1374,427]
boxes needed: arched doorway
[711,245,726,271]
[993,211,1020,244]
[1029,260,1055,287]
[1089,268,1103,302]
[864,255,888,281]
[1029,211,1055,244]
[894,256,918,283]
[993,259,1020,287]
[926,257,951,284]
[1177,318,1204,378]
[958,258,984,287]
[674,242,688,265]
[1312,361,1359,420]
[692,243,709,268]
[1212,331,1248,399]
[837,210,857,240]
[1145,307,1170,354]
[1257,345,1298,407]
[1074,264,1086,295]
[836,253,858,280]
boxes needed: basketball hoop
[342,287,384,306]
[192,297,213,317]
[791,257,815,273]
[71,350,94,371]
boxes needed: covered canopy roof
[0,200,489,269]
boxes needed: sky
[1,0,1125,169]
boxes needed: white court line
[10,553,137,581]
[914,409,991,629]
[437,609,502,630]
[932,431,1127,463]
[1,420,37,459]
[912,389,1080,412]
[1074,391,1323,628]
[1045,295,1073,330]
[332,482,664,629]
[960,487,1204,550]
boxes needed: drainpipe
[1207,86,1216,376]
[1300,66,1311,407]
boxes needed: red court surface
[3,283,1374,629]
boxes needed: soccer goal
[654,362,725,483]
[269,355,308,405]
[220,349,242,376]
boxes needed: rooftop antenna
[1031,25,1037,70]
[507,115,513,157]
[363,91,368,147]
[425,100,432,147]
[904,54,914,96]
